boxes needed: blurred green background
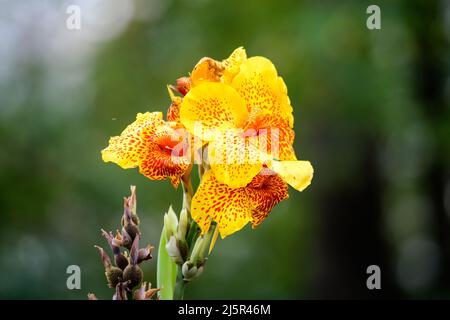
[0,0,449,299]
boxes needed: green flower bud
[165,235,183,265]
[181,261,204,281]
[164,206,178,240]
[182,261,197,280]
[190,236,205,266]
[177,208,189,242]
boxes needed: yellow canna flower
[178,48,314,238]
[101,112,191,188]
[180,48,313,191]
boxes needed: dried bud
[115,253,129,271]
[129,234,140,266]
[134,282,160,300]
[87,293,98,300]
[129,185,139,224]
[95,245,112,269]
[137,245,154,264]
[121,227,133,250]
[101,229,118,252]
[113,281,129,300]
[123,265,143,289]
[164,206,178,240]
[165,235,183,265]
[106,267,123,289]
[122,199,140,242]
[123,235,143,289]
[177,208,189,242]
[112,230,123,247]
[176,77,191,96]
[95,245,123,288]
[101,229,127,269]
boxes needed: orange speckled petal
[138,124,191,188]
[208,129,263,188]
[101,112,164,169]
[231,56,294,127]
[268,160,314,192]
[246,171,289,228]
[221,47,247,84]
[180,82,248,140]
[191,170,252,238]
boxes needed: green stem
[173,265,187,300]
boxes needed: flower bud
[112,230,123,247]
[182,261,197,280]
[113,281,129,300]
[164,206,178,240]
[87,293,98,300]
[122,204,140,240]
[190,236,205,266]
[134,282,160,300]
[115,253,129,271]
[165,235,183,265]
[181,261,204,281]
[123,265,143,289]
[177,208,189,242]
[121,228,133,250]
[95,245,112,269]
[167,85,182,122]
[106,266,124,289]
[129,185,139,224]
[129,233,140,266]
[176,77,191,96]
[101,229,128,270]
[121,234,144,289]
[137,245,153,264]
[95,245,124,288]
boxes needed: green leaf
[157,225,177,300]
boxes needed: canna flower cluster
[102,47,313,240]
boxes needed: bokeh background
[0,0,449,299]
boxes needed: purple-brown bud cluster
[89,186,159,300]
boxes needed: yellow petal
[101,112,164,169]
[232,56,294,127]
[191,57,223,85]
[191,171,252,238]
[180,82,248,140]
[221,47,247,84]
[269,160,314,192]
[208,128,262,188]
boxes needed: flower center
[157,135,186,157]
